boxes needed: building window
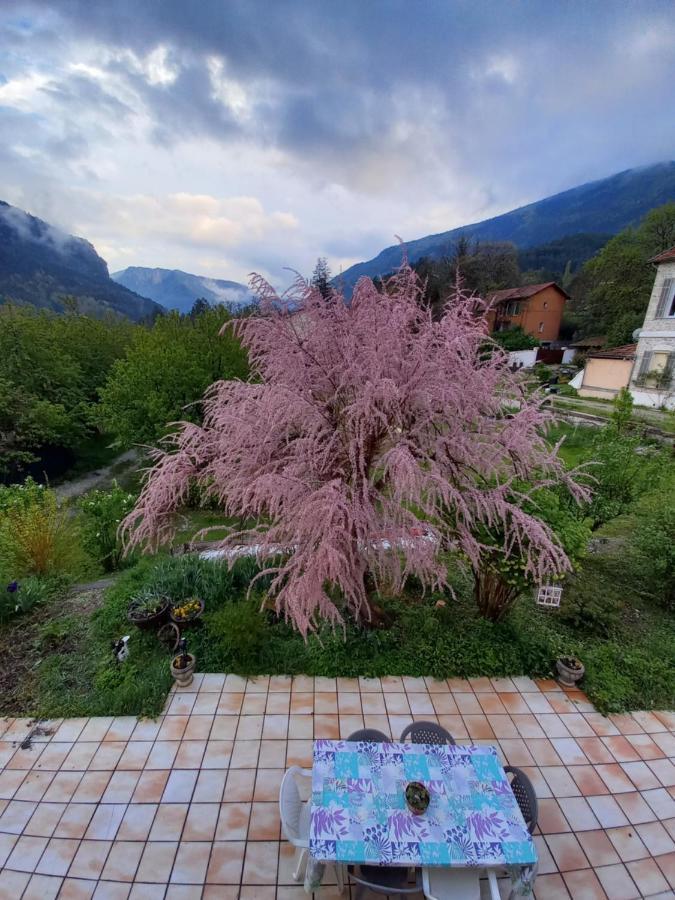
[538,322,544,333]
[636,350,675,388]
[543,301,548,309]
[506,301,521,316]
[655,278,675,318]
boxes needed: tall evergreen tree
[311,257,332,300]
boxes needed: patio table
[306,738,537,893]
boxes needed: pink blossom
[123,263,588,636]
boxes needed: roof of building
[487,282,570,304]
[569,335,607,348]
[649,245,675,264]
[588,343,637,360]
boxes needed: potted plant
[556,655,585,687]
[169,596,204,625]
[171,637,195,687]
[404,781,430,815]
[127,591,170,630]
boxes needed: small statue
[112,635,130,663]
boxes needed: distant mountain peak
[112,266,254,314]
[0,201,162,321]
[339,161,675,292]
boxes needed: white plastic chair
[423,867,500,899]
[278,765,345,891]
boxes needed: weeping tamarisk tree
[123,263,588,635]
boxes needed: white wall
[562,348,576,364]
[568,369,584,389]
[630,388,675,411]
[508,349,538,368]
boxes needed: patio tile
[313,677,336,692]
[314,692,338,714]
[407,694,435,716]
[53,719,89,743]
[184,716,215,740]
[182,802,219,841]
[626,732,665,760]
[290,675,314,692]
[236,715,264,740]
[430,693,459,715]
[210,715,238,740]
[581,830,621,867]
[200,674,226,693]
[35,837,80,876]
[201,740,233,768]
[241,839,279,883]
[595,763,637,794]
[248,801,281,839]
[253,768,284,801]
[558,713,595,737]
[131,769,170,802]
[0,798,38,832]
[174,740,207,769]
[568,765,610,796]
[148,803,189,840]
[5,833,49,871]
[606,825,649,861]
[215,802,251,840]
[54,803,97,838]
[102,771,141,803]
[587,795,630,828]
[0,767,27,798]
[23,873,64,899]
[206,840,246,883]
[191,768,227,803]
[642,787,675,819]
[453,693,482,715]
[116,803,158,840]
[0,831,18,866]
[602,736,642,762]
[313,714,340,738]
[339,715,366,738]
[15,770,55,801]
[0,870,31,894]
[103,718,137,742]
[115,742,153,771]
[630,711,668,733]
[262,714,289,739]
[84,803,126,840]
[557,797,601,831]
[561,868,608,899]
[88,742,127,771]
[647,758,675,787]
[462,715,495,740]
[290,694,314,714]
[157,717,189,741]
[523,693,555,715]
[575,738,615,765]
[626,856,670,894]
[512,714,546,740]
[635,820,675,856]
[224,768,256,802]
[528,739,563,766]
[241,694,267,714]
[545,832,590,870]
[24,802,66,838]
[42,771,83,803]
[652,730,675,756]
[537,798,571,834]
[7,744,45,770]
[93,882,132,899]
[360,693,386,715]
[217,693,244,714]
[68,840,113,879]
[620,760,661,791]
[531,872,571,898]
[62,743,99,770]
[135,840,178,882]
[170,840,211,883]
[259,739,287,767]
[229,739,260,768]
[266,692,291,714]
[498,692,531,714]
[540,766,581,797]
[499,738,535,767]
[657,850,675,888]
[615,791,658,825]
[128,884,164,899]
[594,863,640,899]
[584,714,620,737]
[161,769,198,803]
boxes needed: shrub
[631,480,675,610]
[0,576,63,625]
[78,482,137,571]
[0,485,88,579]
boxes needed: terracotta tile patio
[0,675,674,899]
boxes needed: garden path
[0,675,674,899]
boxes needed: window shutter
[638,351,653,378]
[664,352,675,387]
[655,278,674,318]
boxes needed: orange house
[486,282,569,343]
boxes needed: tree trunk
[473,568,520,622]
[358,569,394,629]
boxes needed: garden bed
[2,536,672,720]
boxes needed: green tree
[491,327,538,352]
[610,387,634,434]
[569,202,675,345]
[98,306,249,448]
[311,258,332,300]
[0,305,134,479]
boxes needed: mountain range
[0,201,161,321]
[112,267,252,315]
[339,161,675,291]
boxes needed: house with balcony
[486,282,568,343]
[629,246,675,409]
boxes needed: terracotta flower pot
[171,652,196,688]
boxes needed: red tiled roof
[650,245,675,264]
[487,282,570,303]
[588,343,636,360]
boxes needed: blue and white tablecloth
[309,739,537,869]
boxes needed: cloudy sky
[1,1,674,286]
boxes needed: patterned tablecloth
[309,739,537,868]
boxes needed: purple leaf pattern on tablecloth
[309,741,537,870]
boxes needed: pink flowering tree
[123,264,587,635]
